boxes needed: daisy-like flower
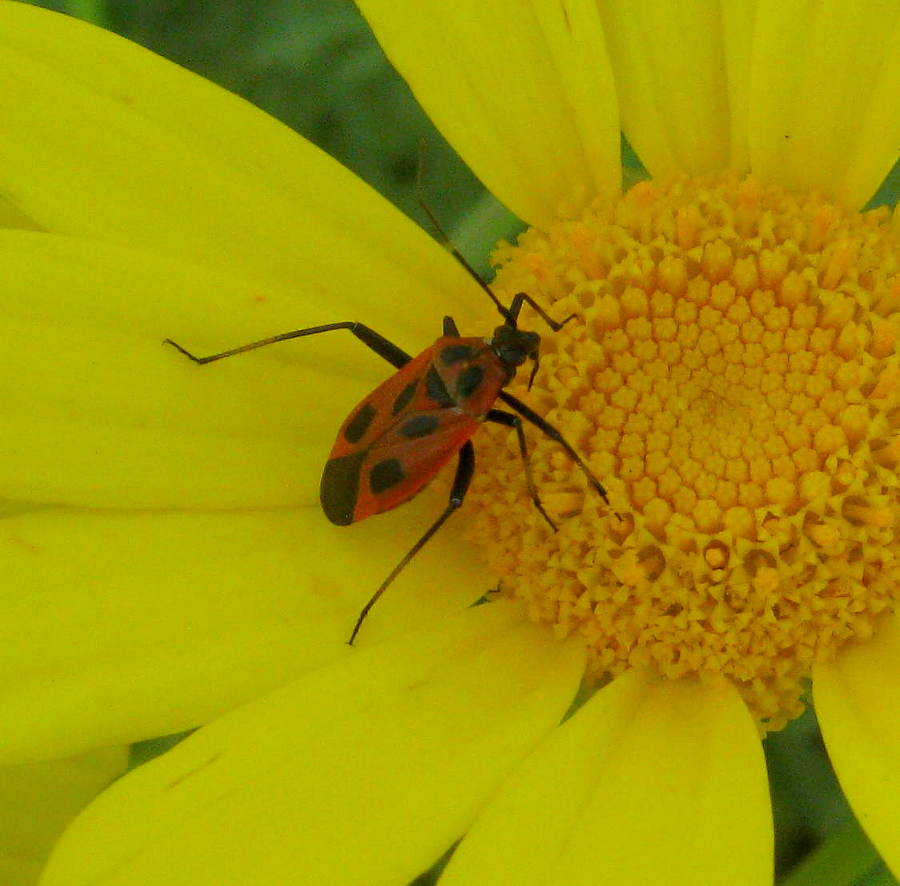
[1,1,898,884]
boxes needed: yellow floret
[469,174,900,733]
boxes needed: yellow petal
[0,3,480,321]
[720,0,757,172]
[749,0,900,209]
[357,0,620,228]
[813,616,900,878]
[600,0,733,178]
[838,41,900,211]
[0,747,127,886]
[0,231,480,508]
[39,603,585,886]
[442,669,772,886]
[0,195,40,231]
[0,501,483,765]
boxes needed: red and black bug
[165,261,610,644]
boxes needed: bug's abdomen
[320,341,483,525]
[321,408,479,524]
[320,450,368,525]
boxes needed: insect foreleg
[507,292,576,332]
[485,409,557,532]
[164,322,412,369]
[498,391,610,506]
[348,440,476,645]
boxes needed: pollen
[468,174,899,732]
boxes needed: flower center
[468,174,899,732]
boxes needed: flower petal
[720,0,756,172]
[0,747,127,886]
[749,0,900,210]
[599,0,735,178]
[0,502,483,765]
[0,195,40,231]
[39,603,585,886]
[836,51,900,211]
[0,232,473,508]
[357,0,620,228]
[441,669,772,886]
[0,3,480,320]
[813,616,900,879]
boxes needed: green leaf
[779,819,898,886]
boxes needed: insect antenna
[415,140,514,325]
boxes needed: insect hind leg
[164,322,412,369]
[348,441,476,645]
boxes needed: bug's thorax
[431,335,511,417]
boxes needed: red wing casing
[320,347,481,524]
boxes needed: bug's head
[491,325,542,388]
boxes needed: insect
[164,263,610,644]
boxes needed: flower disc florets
[470,174,899,732]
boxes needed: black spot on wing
[425,365,455,407]
[399,414,440,438]
[392,379,418,415]
[343,402,376,444]
[369,458,406,495]
[439,344,474,366]
[457,365,485,399]
[320,451,367,525]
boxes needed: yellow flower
[0,2,897,885]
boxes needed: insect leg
[442,316,460,337]
[498,391,610,507]
[164,322,412,369]
[348,440,475,645]
[507,292,576,332]
[485,409,557,532]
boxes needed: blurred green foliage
[35,0,490,242]
[18,2,899,884]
